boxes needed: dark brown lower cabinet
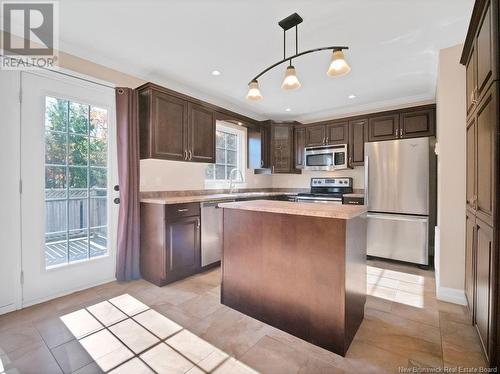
[475,218,495,362]
[166,215,201,281]
[465,212,475,311]
[140,202,201,286]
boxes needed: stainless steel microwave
[304,144,348,170]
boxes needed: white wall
[0,71,22,313]
[435,44,466,305]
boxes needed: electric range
[296,177,353,204]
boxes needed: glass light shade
[246,80,263,101]
[327,50,351,77]
[281,66,301,90]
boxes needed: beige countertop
[140,191,297,205]
[218,200,367,219]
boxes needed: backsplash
[271,167,365,189]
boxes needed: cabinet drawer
[166,203,200,218]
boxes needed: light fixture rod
[248,46,348,84]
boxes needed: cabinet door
[305,124,326,147]
[348,119,367,166]
[476,1,497,99]
[151,91,188,160]
[271,125,293,173]
[187,103,215,163]
[368,114,399,142]
[261,125,271,168]
[248,127,263,169]
[476,84,497,226]
[326,122,348,145]
[166,216,200,279]
[466,116,477,212]
[465,213,476,311]
[400,108,435,138]
[294,127,305,169]
[475,218,494,361]
[466,44,477,116]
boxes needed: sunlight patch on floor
[60,293,259,373]
[367,265,429,308]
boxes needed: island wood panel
[221,209,366,355]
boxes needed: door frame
[19,68,118,307]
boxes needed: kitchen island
[218,200,367,356]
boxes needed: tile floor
[0,260,487,373]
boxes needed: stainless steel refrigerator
[365,137,434,265]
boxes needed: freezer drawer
[367,213,428,265]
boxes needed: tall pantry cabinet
[461,0,499,366]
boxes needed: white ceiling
[56,0,474,122]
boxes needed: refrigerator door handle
[366,212,428,223]
[364,155,369,208]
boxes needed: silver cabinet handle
[177,208,189,212]
[400,128,403,137]
[395,128,397,137]
[260,159,264,167]
[188,150,192,160]
[325,137,329,144]
[183,150,187,160]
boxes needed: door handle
[113,198,120,204]
[113,185,119,191]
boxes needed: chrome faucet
[229,168,244,193]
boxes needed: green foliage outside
[45,97,108,195]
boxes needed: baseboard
[436,286,467,305]
[0,303,17,316]
[21,277,117,309]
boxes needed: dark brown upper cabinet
[187,103,215,163]
[368,113,400,141]
[139,89,188,160]
[305,124,326,147]
[294,127,306,169]
[326,122,349,145]
[367,107,435,142]
[475,84,497,226]
[138,83,258,163]
[466,44,477,117]
[476,2,498,99]
[304,122,348,147]
[270,123,295,173]
[348,119,367,166]
[463,0,498,118]
[400,108,435,138]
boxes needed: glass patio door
[20,71,118,306]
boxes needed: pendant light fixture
[327,48,351,77]
[246,79,263,101]
[246,13,351,101]
[281,65,301,90]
